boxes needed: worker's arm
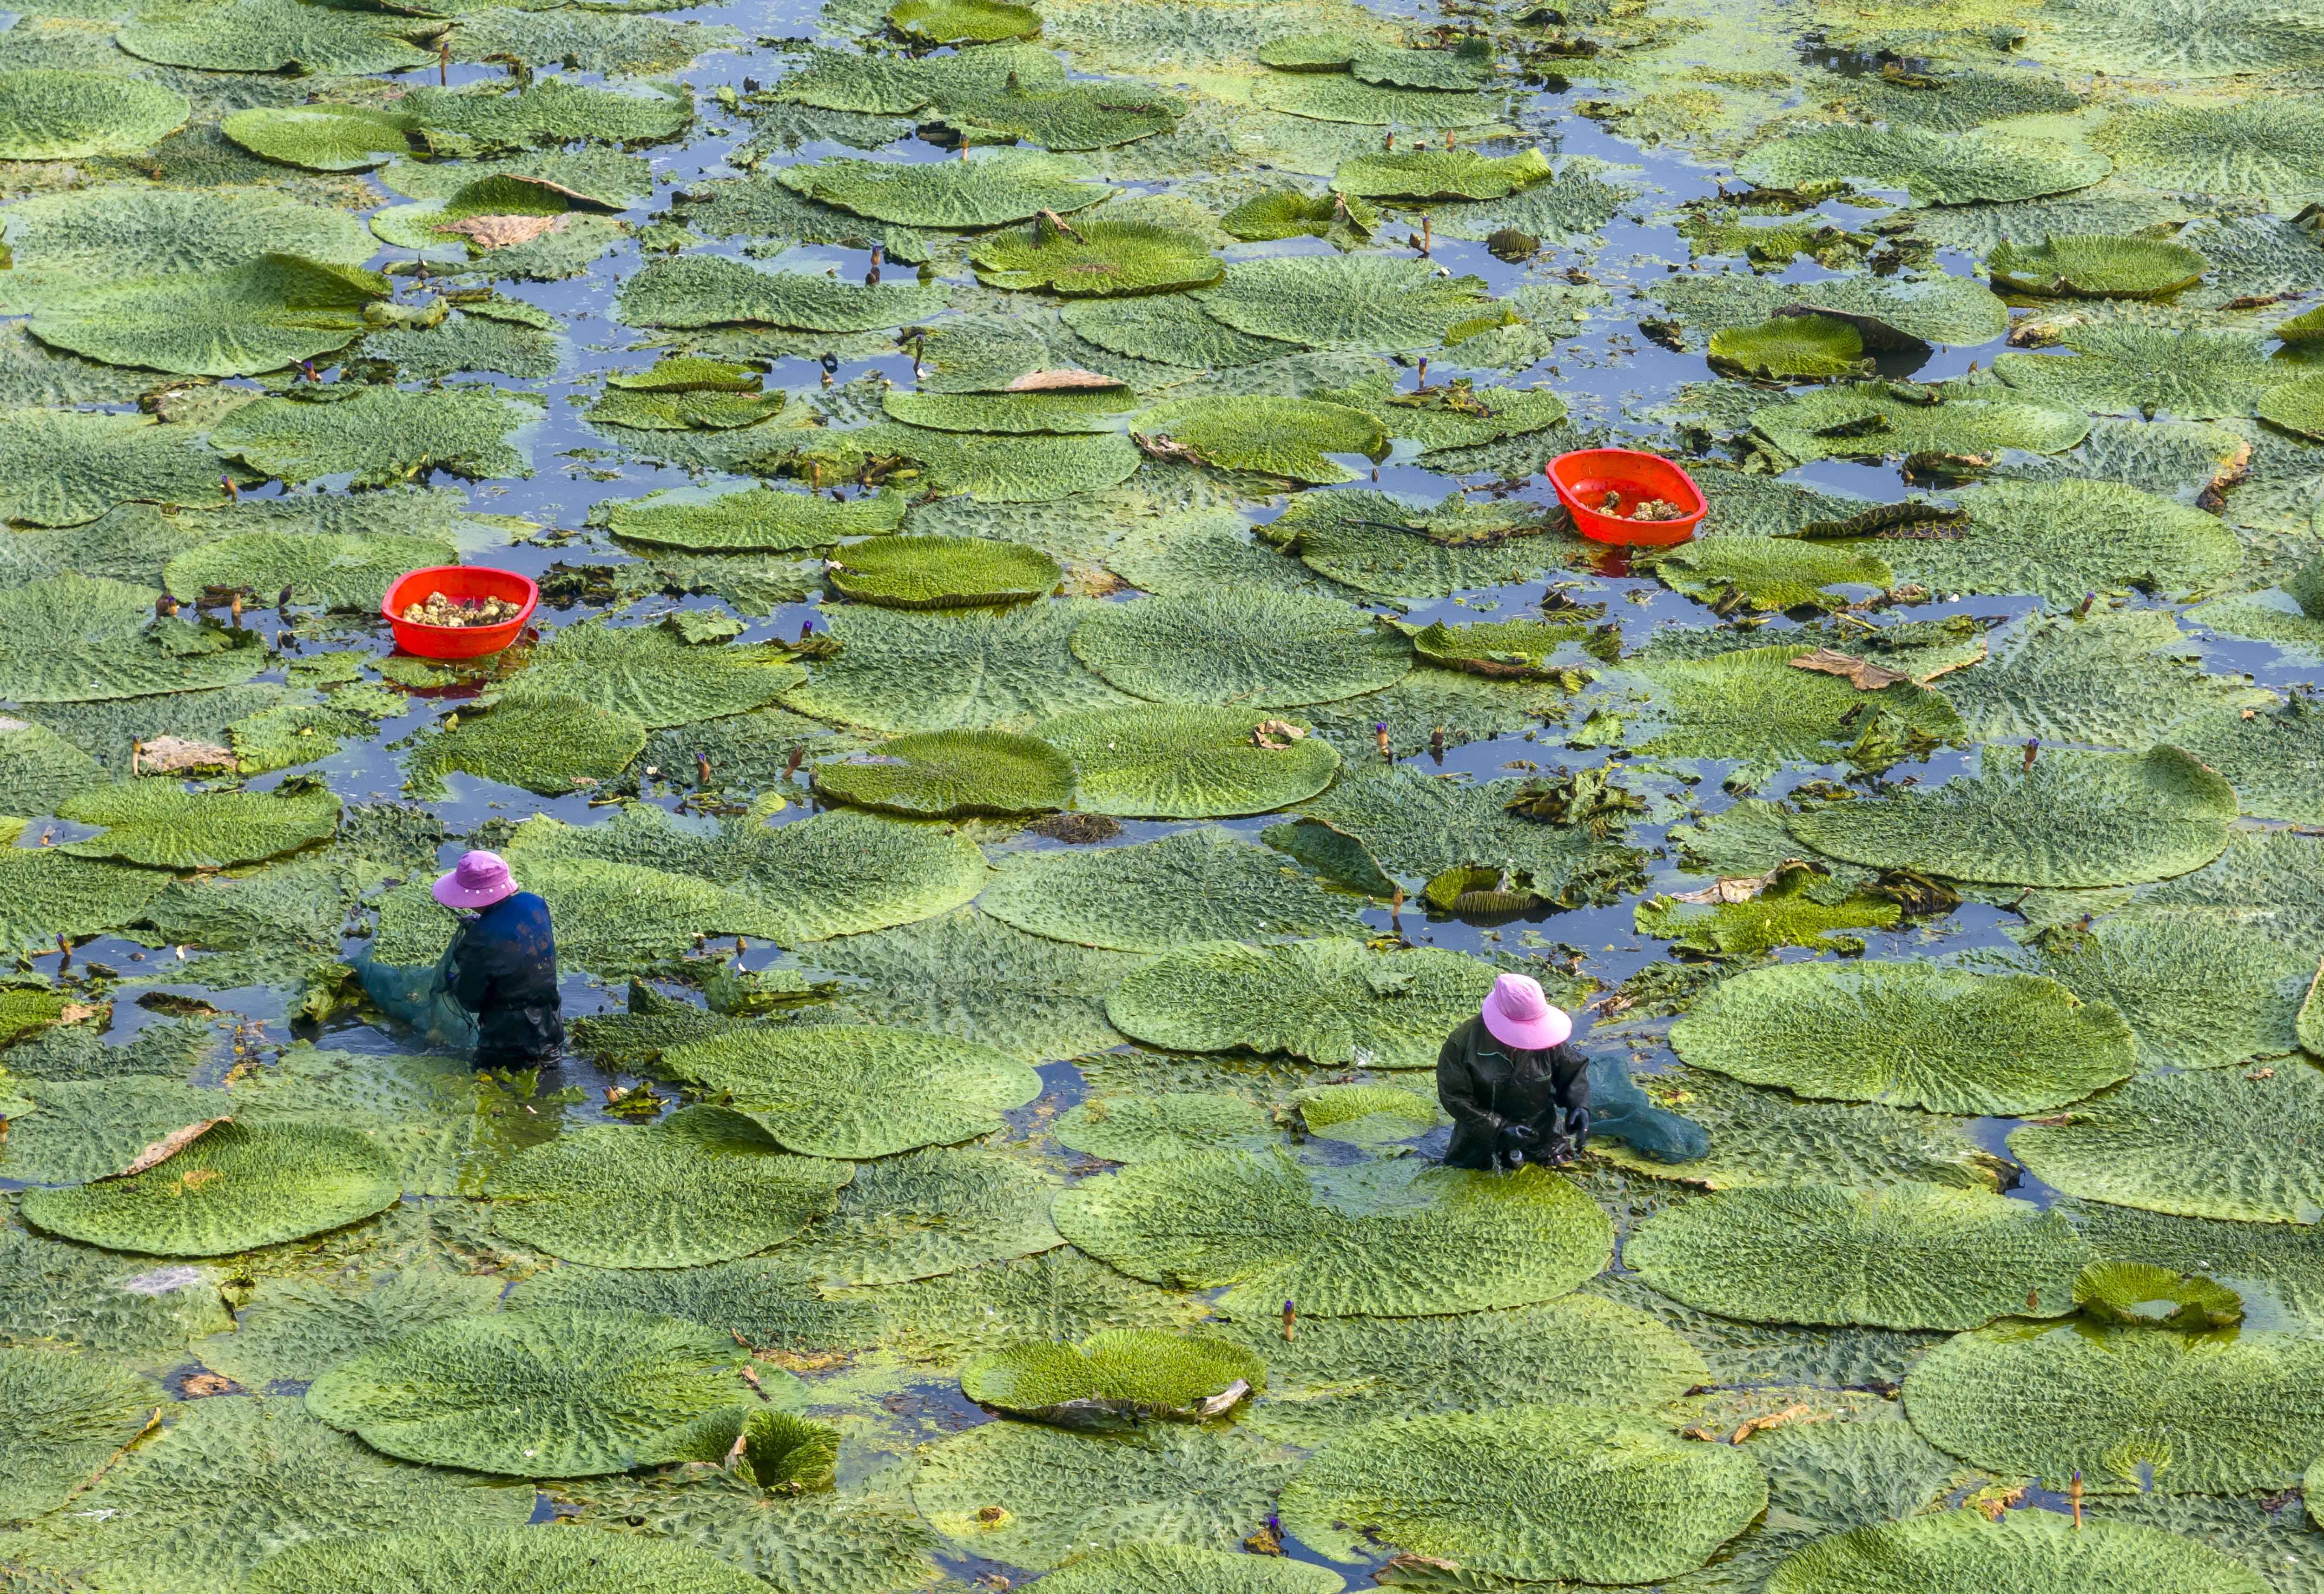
[1548,1040,1591,1151]
[444,919,497,1012]
[1436,1028,1500,1138]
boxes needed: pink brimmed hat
[1480,972,1571,1051]
[434,849,518,909]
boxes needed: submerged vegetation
[2,0,2324,1587]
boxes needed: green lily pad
[0,69,186,159]
[654,1025,1043,1159]
[210,388,540,488]
[1132,396,1386,484]
[604,485,905,554]
[20,1122,399,1257]
[777,149,1111,228]
[1052,1091,1277,1164]
[2090,98,2324,208]
[1058,1150,1609,1317]
[0,1346,157,1525]
[961,1329,1265,1422]
[118,0,438,73]
[192,1271,506,1390]
[404,78,693,150]
[1989,232,2209,298]
[2259,375,2324,442]
[1707,316,1874,381]
[824,536,1060,608]
[404,696,647,799]
[982,827,1367,952]
[1748,383,2091,467]
[890,0,1041,42]
[0,414,233,529]
[1737,126,2112,206]
[1251,73,1495,128]
[617,255,949,333]
[499,619,801,728]
[164,529,454,612]
[1671,960,2136,1116]
[971,216,1219,295]
[1765,1509,2268,1594]
[811,728,1074,817]
[879,390,1134,435]
[242,1527,768,1594]
[485,1108,853,1266]
[1071,591,1410,707]
[1281,1406,1767,1583]
[776,1145,1063,1286]
[1196,255,1502,351]
[1993,324,2292,421]
[221,104,416,172]
[1034,1546,1344,1594]
[304,1309,765,1478]
[1333,148,1551,202]
[786,601,1132,733]
[1627,1183,2088,1330]
[60,778,340,869]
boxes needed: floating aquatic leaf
[242,1527,768,1594]
[824,536,1061,608]
[2090,99,2324,208]
[2038,910,2309,1072]
[0,849,171,958]
[778,1146,1063,1286]
[604,485,905,553]
[1334,148,1551,201]
[0,414,232,529]
[1221,188,1379,245]
[1671,960,2135,1116]
[961,1328,1265,1422]
[890,0,1041,42]
[1785,745,2236,887]
[778,150,1111,228]
[221,104,415,172]
[1251,73,1495,128]
[879,390,1133,436]
[164,529,454,613]
[812,728,1074,816]
[119,0,438,73]
[1197,255,1501,351]
[1057,1148,1610,1316]
[970,216,1218,295]
[20,1122,398,1257]
[1281,1406,1767,1584]
[499,619,801,728]
[982,828,1367,952]
[767,423,1142,503]
[1904,1317,2324,1493]
[1737,126,2111,206]
[1989,232,2209,299]
[1061,294,1298,368]
[511,1257,882,1355]
[2258,377,2324,443]
[194,1270,504,1390]
[404,695,646,799]
[404,78,692,150]
[1627,1183,2088,1330]
[1071,590,1409,707]
[210,388,540,488]
[1034,1546,1344,1594]
[912,1419,1295,1568]
[1748,383,2090,467]
[305,1309,763,1477]
[1131,396,1386,484]
[617,255,948,333]
[655,1025,1042,1159]
[486,1109,851,1267]
[1707,316,1874,381]
[1257,490,1563,600]
[58,778,339,869]
[0,1227,230,1352]
[0,1346,155,1527]
[2010,1063,2324,1224]
[786,601,1133,732]
[0,69,185,161]
[1994,324,2292,422]
[1765,1508,2267,1594]
[1654,541,1892,614]
[1654,273,2011,351]
[1052,1091,1276,1164]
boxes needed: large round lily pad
[20,1122,399,1258]
[1784,746,2236,887]
[960,1328,1265,1422]
[0,70,188,159]
[1736,126,2111,206]
[784,601,1135,734]
[2008,1063,2324,1224]
[811,729,1075,817]
[824,536,1061,608]
[0,1346,157,1526]
[1669,960,2136,1116]
[487,1107,854,1267]
[242,1527,768,1594]
[304,1309,762,1477]
[655,1025,1042,1159]
[1036,705,1343,818]
[911,1419,1296,1568]
[1034,1546,1344,1594]
[1988,232,2209,298]
[1132,397,1387,484]
[1280,1406,1767,1584]
[1054,1150,1611,1318]
[1106,937,1496,1070]
[1903,1318,2324,1493]
[1070,591,1411,708]
[981,827,1368,952]
[1625,1184,2090,1330]
[1195,255,1500,351]
[777,149,1111,228]
[1765,1508,2268,1594]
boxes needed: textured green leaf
[786,602,1133,732]
[770,422,1143,503]
[2091,98,2324,207]
[982,828,1366,952]
[1037,704,1343,818]
[768,43,1064,114]
[17,1398,529,1594]
[812,728,1073,817]
[1132,396,1385,483]
[1034,1545,1344,1594]
[617,255,948,332]
[221,104,415,172]
[1250,73,1494,128]
[0,1228,231,1352]
[2010,1062,2324,1224]
[971,217,1218,294]
[59,778,340,869]
[28,254,388,379]
[0,414,232,529]
[2259,376,2324,443]
[405,78,692,149]
[912,1420,1296,1568]
[0,1347,154,1527]
[1990,232,2209,299]
[0,1075,231,1185]
[1056,1149,1611,1317]
[1654,542,1893,613]
[656,1025,1040,1159]
[1707,316,1874,381]
[825,536,1060,608]
[211,388,540,488]
[118,0,437,72]
[777,150,1111,228]
[1052,1091,1276,1163]
[1627,1184,2089,1330]
[193,1270,504,1389]
[1281,1406,1767,1583]
[841,1248,1204,1362]
[164,529,454,612]
[1655,272,2011,351]
[1904,1319,2324,1493]
[404,695,647,799]
[242,1526,769,1594]
[488,1107,853,1267]
[605,485,905,553]
[2036,909,2310,1071]
[1671,960,2134,1116]
[890,0,1040,42]
[1196,255,1500,351]
[1060,293,1299,368]
[1765,1508,2269,1594]
[1995,324,2292,421]
[1258,489,1564,599]
[0,189,376,317]
[21,1120,398,1257]
[878,390,1134,436]
[548,1478,942,1594]
[500,620,801,728]
[1335,147,1550,202]
[777,1146,1063,1286]
[1071,590,1409,707]
[1737,126,2111,205]
[1784,745,2236,887]
[0,69,185,159]
[961,1328,1265,1421]
[305,1309,763,1477]
[510,1258,883,1355]
[932,80,1179,152]
[1748,384,2090,467]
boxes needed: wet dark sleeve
[1437,1029,1499,1137]
[445,920,500,1013]
[1549,1041,1591,1117]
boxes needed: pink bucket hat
[434,849,518,910]
[1480,972,1572,1051]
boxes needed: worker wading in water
[433,849,564,1070]
[1437,972,1588,1170]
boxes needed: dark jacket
[445,891,564,1067]
[1436,1014,1589,1170]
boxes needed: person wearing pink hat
[1437,972,1588,1171]
[435,850,564,1070]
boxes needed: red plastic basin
[1548,448,1708,546]
[382,566,538,659]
